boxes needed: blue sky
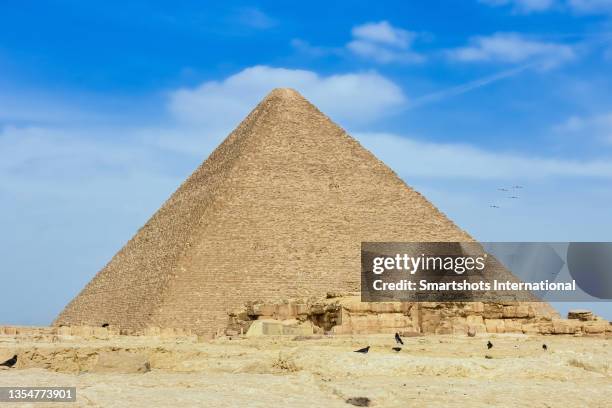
[2,0,612,324]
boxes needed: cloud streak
[447,33,575,69]
[409,64,534,108]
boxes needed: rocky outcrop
[226,294,610,336]
[568,309,596,321]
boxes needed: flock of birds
[0,334,551,369]
[353,334,548,354]
[490,185,523,209]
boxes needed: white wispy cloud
[351,21,414,48]
[479,0,556,12]
[346,21,424,63]
[554,112,612,143]
[480,0,612,13]
[290,39,341,58]
[357,132,612,179]
[447,32,575,68]
[232,7,276,29]
[168,65,406,134]
[568,0,612,13]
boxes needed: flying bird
[394,332,404,345]
[487,341,493,350]
[392,347,402,352]
[354,346,370,354]
[0,355,17,368]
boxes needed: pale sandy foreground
[1,334,611,407]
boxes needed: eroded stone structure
[227,296,611,337]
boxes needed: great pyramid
[55,88,552,335]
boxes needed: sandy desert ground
[0,333,611,407]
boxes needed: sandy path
[1,334,610,407]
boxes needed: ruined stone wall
[225,296,610,337]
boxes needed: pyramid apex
[265,87,304,100]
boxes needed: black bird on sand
[0,355,17,368]
[542,344,548,351]
[354,346,370,354]
[392,347,402,352]
[487,341,493,350]
[394,332,404,345]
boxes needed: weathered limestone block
[246,319,313,337]
[251,304,276,317]
[342,301,372,313]
[2,327,17,335]
[92,327,109,338]
[463,302,485,315]
[522,321,553,334]
[503,319,524,333]
[502,305,530,318]
[275,303,295,320]
[70,326,93,337]
[521,323,540,334]
[485,319,505,333]
[466,315,487,334]
[552,319,581,334]
[540,321,554,334]
[568,309,595,321]
[160,327,176,337]
[294,303,309,316]
[144,326,161,336]
[450,317,468,334]
[337,314,378,334]
[420,311,442,334]
[376,313,411,328]
[483,304,504,319]
[370,303,402,313]
[435,321,453,335]
[582,321,607,334]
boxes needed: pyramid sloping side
[56,89,555,334]
[54,94,272,329]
